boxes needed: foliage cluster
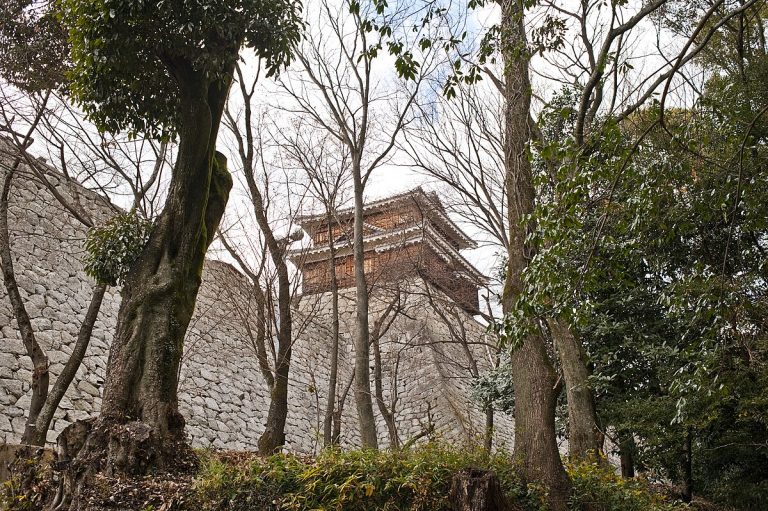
[192,444,526,511]
[0,0,69,92]
[59,0,303,138]
[0,444,688,511]
[566,459,682,511]
[83,211,154,286]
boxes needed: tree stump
[448,467,512,511]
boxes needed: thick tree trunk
[323,214,340,447]
[61,65,233,498]
[506,337,570,510]
[499,1,570,509]
[98,75,231,446]
[548,318,603,460]
[351,157,378,449]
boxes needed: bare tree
[278,0,441,448]
[278,123,352,447]
[369,286,411,449]
[418,282,499,452]
[221,67,315,453]
[405,81,507,250]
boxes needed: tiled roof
[295,187,477,250]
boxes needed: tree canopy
[0,0,70,91]
[60,0,303,137]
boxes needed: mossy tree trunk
[498,0,571,509]
[98,61,232,448]
[63,58,233,494]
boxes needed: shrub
[2,443,691,511]
[83,211,153,286]
[566,459,686,511]
[192,444,532,511]
[0,449,56,511]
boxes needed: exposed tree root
[52,418,197,511]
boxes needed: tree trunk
[29,284,106,446]
[1,169,50,447]
[499,1,570,509]
[245,143,293,456]
[63,64,233,494]
[618,432,636,478]
[99,72,231,445]
[372,334,400,448]
[484,405,494,454]
[506,336,570,510]
[548,318,603,460]
[0,98,55,447]
[449,468,511,511]
[323,211,341,447]
[681,428,693,503]
[257,270,291,454]
[351,156,378,449]
[2,94,107,447]
[333,369,355,445]
[258,350,290,454]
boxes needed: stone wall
[0,148,514,453]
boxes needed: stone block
[204,397,220,412]
[11,416,26,434]
[1,378,24,398]
[77,380,100,398]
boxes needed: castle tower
[288,188,485,313]
[285,188,513,449]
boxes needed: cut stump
[449,467,513,511]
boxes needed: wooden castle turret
[288,188,484,314]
